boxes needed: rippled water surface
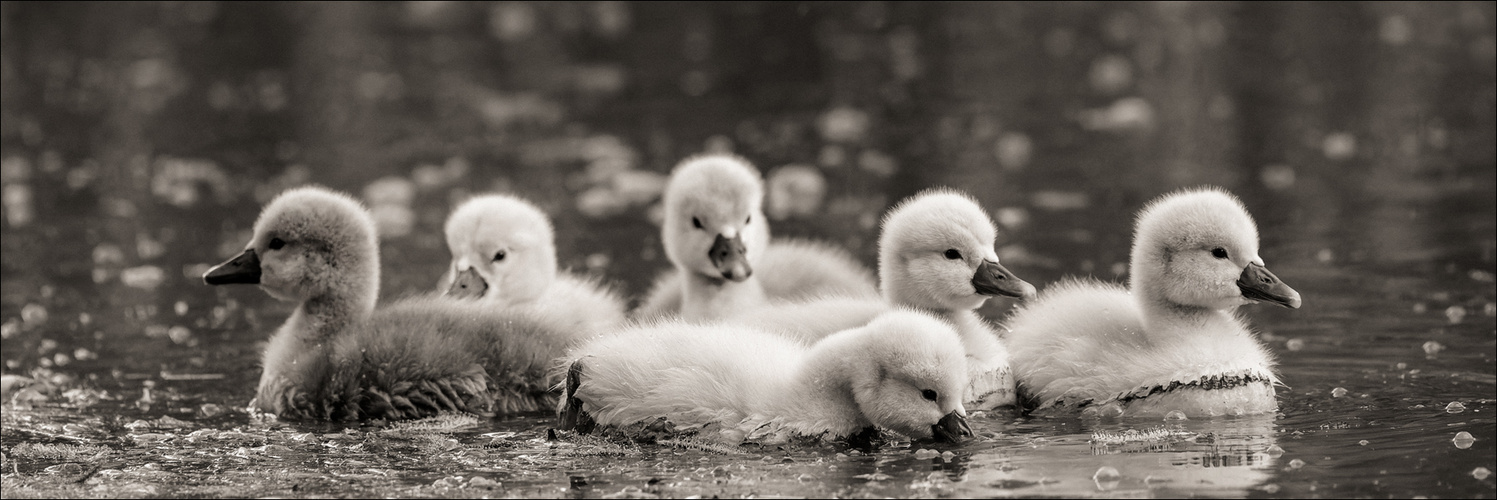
[2,2,1494,498]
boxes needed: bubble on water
[1265,445,1285,457]
[994,133,1033,171]
[1474,467,1492,480]
[1260,164,1296,191]
[168,326,193,345]
[817,107,870,143]
[1288,459,1305,470]
[1089,55,1133,95]
[121,266,167,290]
[1446,402,1467,414]
[3,183,34,227]
[766,164,826,220]
[1093,466,1121,481]
[1453,431,1475,449]
[1331,387,1348,398]
[1422,341,1444,355]
[1358,439,1369,446]
[1164,410,1188,421]
[913,449,940,459]
[1445,305,1466,324]
[1322,132,1357,160]
[1380,15,1412,45]
[1285,338,1305,351]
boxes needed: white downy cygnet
[1004,187,1302,418]
[557,309,973,446]
[441,194,625,335]
[634,154,877,321]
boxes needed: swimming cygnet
[205,186,582,421]
[1004,187,1302,418]
[440,194,625,334]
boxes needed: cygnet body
[634,154,877,321]
[1004,188,1302,418]
[204,186,580,421]
[441,194,625,335]
[558,310,973,445]
[728,189,1035,410]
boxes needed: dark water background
[1,2,1494,498]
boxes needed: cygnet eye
[921,389,938,402]
[268,238,286,250]
[692,217,704,230]
[493,250,507,262]
[1211,247,1229,259]
[943,249,962,260]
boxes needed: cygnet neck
[679,271,766,321]
[1132,277,1239,343]
[293,249,380,342]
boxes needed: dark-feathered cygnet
[558,309,973,446]
[634,154,878,321]
[440,194,625,335]
[1005,188,1302,418]
[726,189,1035,410]
[204,186,581,421]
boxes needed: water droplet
[1093,466,1121,481]
[1423,341,1445,355]
[1445,305,1467,324]
[1265,445,1285,457]
[1453,431,1475,449]
[1288,459,1306,470]
[914,448,940,459]
[1358,440,1369,446]
[1331,387,1348,398]
[1447,402,1467,414]
[1164,410,1188,421]
[1286,338,1305,351]
[1474,467,1492,480]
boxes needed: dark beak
[446,267,488,299]
[971,260,1036,299]
[930,410,972,443]
[709,234,752,282]
[1238,262,1301,309]
[203,249,261,285]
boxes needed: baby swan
[441,194,625,334]
[634,154,877,321]
[1005,187,1302,418]
[204,186,578,421]
[558,310,973,446]
[728,189,1036,410]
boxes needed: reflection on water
[2,1,1494,498]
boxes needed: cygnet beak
[446,267,488,299]
[930,410,973,443]
[971,260,1036,299]
[1237,262,1301,309]
[708,233,752,282]
[204,249,261,285]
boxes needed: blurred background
[0,0,1493,395]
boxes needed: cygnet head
[661,154,769,282]
[878,189,1035,312]
[1129,187,1301,311]
[204,186,380,311]
[442,194,557,304]
[836,310,973,442]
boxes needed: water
[2,2,1494,498]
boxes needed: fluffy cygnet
[204,186,581,421]
[557,310,973,446]
[1004,187,1302,418]
[633,154,877,321]
[728,188,1035,410]
[440,194,625,334]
